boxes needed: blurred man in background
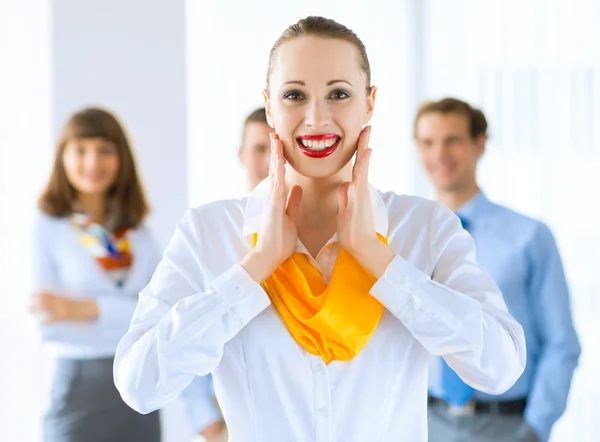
[414,98,580,442]
[238,107,273,190]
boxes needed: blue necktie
[440,215,475,406]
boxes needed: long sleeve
[31,212,60,293]
[114,209,271,414]
[181,375,222,434]
[370,201,526,395]
[30,213,64,332]
[523,224,580,442]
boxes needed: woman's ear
[363,86,377,125]
[263,89,275,129]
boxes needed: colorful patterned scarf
[71,213,133,287]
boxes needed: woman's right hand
[29,291,99,323]
[241,133,302,283]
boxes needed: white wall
[50,0,193,441]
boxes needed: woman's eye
[283,90,305,101]
[99,146,116,156]
[330,89,350,100]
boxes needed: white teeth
[299,137,339,150]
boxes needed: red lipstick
[296,133,341,158]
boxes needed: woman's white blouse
[32,211,161,359]
[114,183,526,442]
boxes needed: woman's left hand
[30,292,99,324]
[337,126,394,279]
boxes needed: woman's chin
[286,150,355,179]
[287,161,349,180]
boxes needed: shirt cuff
[157,263,271,363]
[370,254,430,316]
[209,263,271,326]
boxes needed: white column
[0,1,52,441]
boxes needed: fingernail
[270,133,274,141]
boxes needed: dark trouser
[44,357,161,442]
[427,400,539,442]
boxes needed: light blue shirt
[31,211,161,359]
[428,192,581,442]
[180,375,222,434]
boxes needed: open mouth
[296,134,341,158]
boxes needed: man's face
[239,121,274,189]
[415,112,485,193]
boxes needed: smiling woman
[32,108,162,442]
[114,16,526,442]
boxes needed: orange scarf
[252,234,387,363]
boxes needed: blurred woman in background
[31,107,161,442]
